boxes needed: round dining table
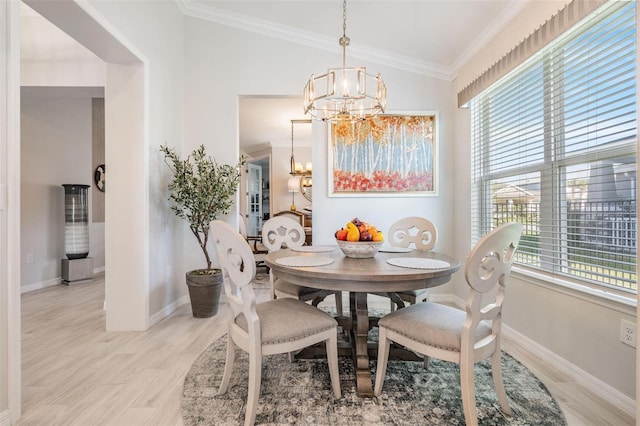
[265,246,461,397]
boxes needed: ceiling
[21,0,535,150]
[180,0,529,78]
[194,0,532,150]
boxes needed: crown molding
[176,0,454,81]
[450,0,530,74]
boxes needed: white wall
[22,0,186,330]
[7,0,183,420]
[184,19,457,280]
[82,0,186,327]
[20,92,105,291]
[453,0,636,400]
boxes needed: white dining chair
[383,216,438,311]
[262,215,343,316]
[374,222,522,426]
[210,220,341,426]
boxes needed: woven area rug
[182,331,566,425]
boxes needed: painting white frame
[327,111,439,197]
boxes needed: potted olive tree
[160,144,242,318]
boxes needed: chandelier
[288,119,312,210]
[289,119,312,177]
[303,0,387,122]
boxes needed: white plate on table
[378,246,413,253]
[276,256,335,267]
[386,257,450,270]
[290,246,335,253]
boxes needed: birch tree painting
[329,114,437,195]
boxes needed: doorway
[238,96,310,227]
[7,2,148,420]
[245,156,271,236]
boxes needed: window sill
[511,266,637,315]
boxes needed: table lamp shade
[287,176,300,193]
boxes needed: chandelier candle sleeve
[62,184,90,259]
[289,119,312,176]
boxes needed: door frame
[2,1,22,421]
[246,162,263,235]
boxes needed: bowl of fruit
[335,218,384,258]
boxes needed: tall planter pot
[62,184,90,259]
[186,269,223,318]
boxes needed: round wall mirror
[300,175,312,202]
[94,164,105,192]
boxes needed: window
[470,1,636,293]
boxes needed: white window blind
[470,1,636,293]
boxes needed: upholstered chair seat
[271,278,321,298]
[378,302,492,352]
[234,297,337,345]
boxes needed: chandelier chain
[339,0,350,67]
[290,121,294,174]
[342,0,347,39]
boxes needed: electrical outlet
[166,265,173,280]
[620,319,636,348]
[26,253,34,264]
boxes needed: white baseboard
[22,268,106,294]
[430,293,636,417]
[0,410,11,426]
[502,324,636,417]
[148,295,189,327]
[20,277,62,294]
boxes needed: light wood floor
[17,272,634,425]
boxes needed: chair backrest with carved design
[462,222,522,349]
[262,216,306,252]
[388,216,438,251]
[210,220,259,339]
